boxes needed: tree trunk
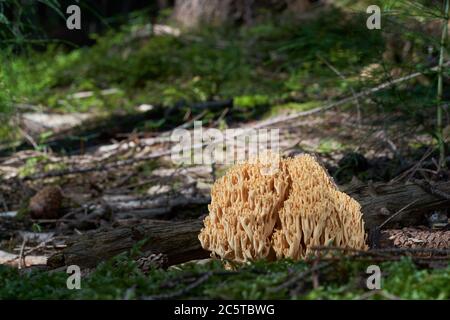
[48,181,450,269]
[172,0,322,28]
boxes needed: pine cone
[28,186,63,219]
[137,253,168,272]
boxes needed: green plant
[18,156,45,177]
[0,0,64,43]
[377,0,450,161]
[17,155,65,178]
[316,138,346,154]
[31,223,42,233]
[0,255,447,299]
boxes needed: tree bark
[48,181,450,269]
[172,0,321,28]
[343,180,450,230]
[48,219,208,269]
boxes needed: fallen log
[48,219,208,269]
[48,181,450,269]
[343,180,450,229]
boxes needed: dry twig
[268,261,333,293]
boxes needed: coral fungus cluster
[198,154,367,262]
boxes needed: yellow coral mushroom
[198,153,367,262]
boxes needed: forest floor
[0,105,449,299]
[0,8,449,298]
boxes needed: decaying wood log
[48,219,208,269]
[343,180,450,230]
[48,181,450,269]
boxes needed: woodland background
[0,0,449,299]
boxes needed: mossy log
[48,181,450,269]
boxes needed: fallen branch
[22,149,172,181]
[146,272,214,300]
[343,180,450,229]
[47,180,450,269]
[0,250,47,267]
[268,261,333,293]
[47,219,209,269]
[413,179,450,200]
[20,62,450,181]
[251,61,450,130]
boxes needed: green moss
[267,101,321,117]
[18,156,47,177]
[0,254,447,299]
[316,138,347,154]
[234,95,271,109]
